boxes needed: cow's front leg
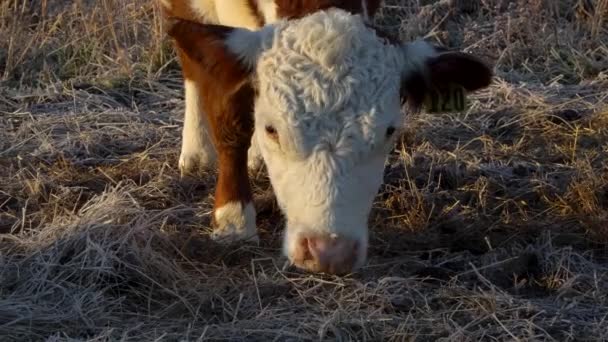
[211,147,258,243]
[168,20,259,242]
[179,79,217,177]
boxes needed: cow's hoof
[178,147,217,177]
[211,229,260,244]
[211,202,258,244]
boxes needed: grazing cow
[160,0,493,274]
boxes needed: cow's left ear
[166,18,274,85]
[400,42,493,111]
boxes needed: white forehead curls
[254,9,404,122]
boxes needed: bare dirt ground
[1,0,607,340]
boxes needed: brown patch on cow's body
[275,0,382,19]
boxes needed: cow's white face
[254,82,399,272]
[168,8,492,274]
[233,9,437,273]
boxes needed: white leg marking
[179,79,217,176]
[212,202,259,243]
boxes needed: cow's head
[168,9,492,274]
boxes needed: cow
[159,0,493,275]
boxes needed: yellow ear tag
[423,84,470,113]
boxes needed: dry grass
[1,0,608,340]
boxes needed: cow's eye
[265,125,278,141]
[386,126,396,138]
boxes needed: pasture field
[1,0,607,340]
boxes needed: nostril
[297,237,314,262]
[306,237,316,251]
[310,237,332,251]
[307,237,329,265]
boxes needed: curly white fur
[224,9,438,270]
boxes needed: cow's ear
[426,52,493,92]
[400,42,493,112]
[166,18,273,85]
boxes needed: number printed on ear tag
[423,84,470,114]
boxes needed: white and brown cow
[160,0,492,274]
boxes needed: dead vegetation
[1,0,607,340]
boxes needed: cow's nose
[291,234,359,275]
